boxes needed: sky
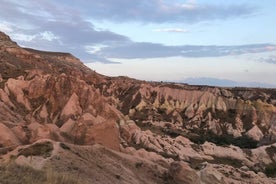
[0,0,276,87]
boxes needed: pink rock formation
[0,31,275,183]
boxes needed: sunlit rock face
[0,31,275,183]
[0,31,121,150]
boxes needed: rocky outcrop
[246,125,264,141]
[0,123,20,149]
[200,164,226,184]
[0,31,121,150]
[168,161,200,184]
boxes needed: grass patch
[0,163,46,184]
[0,163,84,184]
[45,168,83,184]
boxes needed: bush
[18,141,53,158]
[265,164,276,177]
[198,132,258,149]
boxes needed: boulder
[200,165,226,184]
[85,120,121,151]
[246,125,264,141]
[60,92,82,119]
[168,161,200,184]
[0,123,20,148]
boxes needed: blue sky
[0,0,276,87]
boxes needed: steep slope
[0,31,122,152]
[0,31,275,183]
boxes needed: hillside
[0,31,275,184]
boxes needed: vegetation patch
[209,156,243,168]
[208,134,258,148]
[265,145,276,160]
[243,148,253,157]
[190,130,259,149]
[241,112,254,131]
[135,121,165,135]
[188,158,205,170]
[0,163,84,184]
[18,141,53,158]
[214,109,237,126]
[265,164,276,178]
[135,162,143,168]
[0,163,46,184]
[29,96,46,110]
[60,143,71,150]
[132,109,151,122]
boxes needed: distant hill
[183,77,276,88]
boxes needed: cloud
[153,28,189,33]
[0,22,13,33]
[259,55,276,64]
[56,0,256,23]
[40,31,59,41]
[96,42,276,59]
[0,0,269,63]
[40,20,128,45]
[0,0,129,63]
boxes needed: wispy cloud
[0,22,13,33]
[0,0,129,63]
[56,0,256,23]
[259,55,276,64]
[153,28,189,33]
[0,0,251,24]
[96,42,276,59]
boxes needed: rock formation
[0,31,275,183]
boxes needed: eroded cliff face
[0,31,122,152]
[99,76,276,147]
[0,32,275,183]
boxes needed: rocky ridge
[0,31,275,183]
